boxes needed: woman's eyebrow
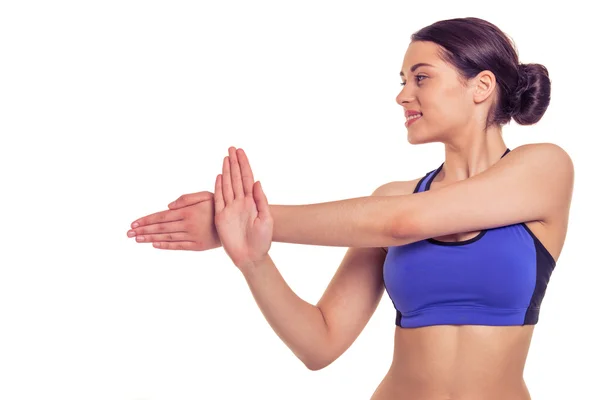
[400,62,435,77]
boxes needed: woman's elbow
[303,356,335,371]
[387,213,420,246]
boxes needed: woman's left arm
[270,143,574,248]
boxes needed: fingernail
[136,236,145,241]
[132,222,139,228]
[128,231,136,237]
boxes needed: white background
[1,1,598,399]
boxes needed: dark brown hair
[411,17,551,130]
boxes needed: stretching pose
[127,17,573,400]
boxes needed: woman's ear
[473,70,496,104]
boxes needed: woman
[127,17,573,400]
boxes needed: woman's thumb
[168,191,213,209]
[253,181,270,217]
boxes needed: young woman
[127,17,573,400]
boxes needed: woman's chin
[406,128,439,144]
[407,132,425,145]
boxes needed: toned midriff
[370,324,534,400]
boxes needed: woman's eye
[400,75,426,87]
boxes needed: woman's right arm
[240,180,416,370]
[241,245,387,371]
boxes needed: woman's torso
[370,158,568,400]
[371,324,534,400]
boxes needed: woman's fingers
[214,174,224,214]
[236,148,255,196]
[131,209,184,229]
[152,241,198,250]
[134,232,191,243]
[221,156,234,205]
[228,147,245,198]
[127,219,186,238]
[254,181,270,219]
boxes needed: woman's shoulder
[509,142,572,163]
[503,143,573,192]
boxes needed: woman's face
[396,41,493,144]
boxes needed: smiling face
[396,40,497,145]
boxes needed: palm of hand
[214,147,273,270]
[215,195,272,268]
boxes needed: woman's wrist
[238,253,273,277]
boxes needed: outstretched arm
[129,144,573,250]
[268,143,573,248]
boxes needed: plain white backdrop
[1,1,598,399]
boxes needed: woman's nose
[396,89,414,106]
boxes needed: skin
[368,41,570,399]
[213,155,273,271]
[126,40,573,399]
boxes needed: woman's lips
[405,114,422,127]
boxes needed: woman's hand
[127,195,222,251]
[214,147,273,271]
[126,146,271,256]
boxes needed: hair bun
[510,63,551,125]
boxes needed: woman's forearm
[269,196,407,248]
[240,254,332,370]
